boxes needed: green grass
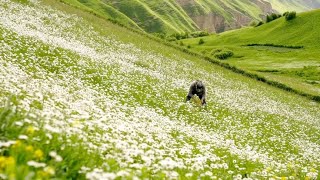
[181,9,320,96]
[0,0,320,179]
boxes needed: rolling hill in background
[181,9,320,96]
[63,0,320,35]
[267,0,320,12]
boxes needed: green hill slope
[198,9,320,47]
[63,0,143,31]
[0,0,320,179]
[62,0,320,35]
[62,0,276,34]
[181,10,320,96]
[63,0,199,34]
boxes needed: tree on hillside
[266,13,281,23]
[285,11,296,21]
[255,21,264,27]
[266,15,273,23]
[198,38,205,45]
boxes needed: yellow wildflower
[0,156,6,169]
[0,156,15,170]
[44,166,55,175]
[34,149,44,160]
[37,170,49,178]
[6,157,15,168]
[281,177,287,180]
[26,126,35,135]
[12,140,22,149]
[25,145,34,153]
[305,176,310,180]
[9,173,15,180]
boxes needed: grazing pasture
[181,9,320,97]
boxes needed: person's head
[195,81,204,93]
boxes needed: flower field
[0,0,319,179]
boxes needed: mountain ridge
[63,0,320,34]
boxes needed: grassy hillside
[1,0,320,179]
[197,9,320,46]
[61,0,143,31]
[61,0,276,34]
[181,9,320,96]
[182,0,264,20]
[60,0,320,35]
[61,0,199,34]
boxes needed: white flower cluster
[0,0,319,179]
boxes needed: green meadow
[181,10,320,96]
[0,0,319,179]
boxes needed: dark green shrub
[312,96,320,102]
[168,31,209,41]
[191,31,209,38]
[211,49,234,60]
[285,11,296,21]
[166,36,177,41]
[266,15,273,23]
[171,33,189,40]
[198,38,205,45]
[266,13,281,23]
[271,13,280,19]
[255,21,264,27]
[249,21,257,27]
[246,43,303,49]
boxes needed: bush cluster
[255,11,296,27]
[191,31,209,38]
[266,13,282,23]
[168,31,209,41]
[255,21,264,27]
[284,11,296,21]
[211,49,234,60]
[198,38,205,45]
